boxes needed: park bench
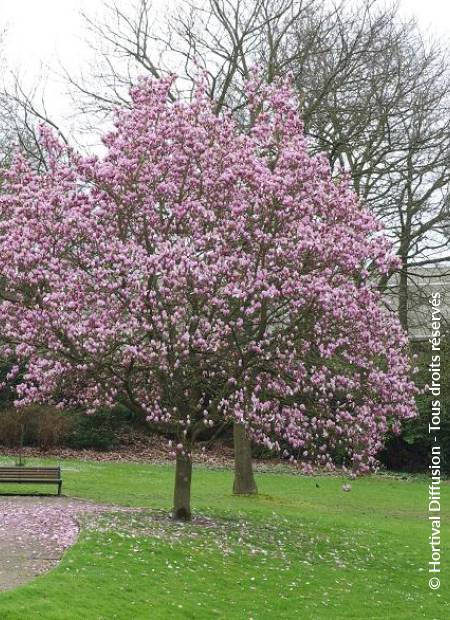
[0,466,62,495]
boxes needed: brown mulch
[0,436,238,466]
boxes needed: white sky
[397,0,450,38]
[0,0,449,143]
[1,0,91,138]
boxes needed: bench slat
[0,480,60,482]
[0,467,60,471]
[0,470,60,473]
[3,471,60,473]
[0,479,61,483]
[0,468,60,471]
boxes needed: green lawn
[0,458,448,619]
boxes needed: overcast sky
[1,0,450,141]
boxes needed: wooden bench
[0,466,62,495]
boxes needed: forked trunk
[233,422,258,495]
[173,451,192,521]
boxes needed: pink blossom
[0,75,417,473]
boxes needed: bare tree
[0,74,69,171]
[283,2,450,330]
[0,29,37,166]
[67,1,450,305]
[61,0,450,488]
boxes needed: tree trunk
[398,260,409,333]
[233,422,258,495]
[173,451,192,521]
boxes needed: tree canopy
[0,76,417,518]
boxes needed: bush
[0,394,136,451]
[0,357,140,452]
[379,338,450,473]
[64,404,135,451]
[0,406,71,449]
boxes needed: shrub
[379,338,450,473]
[0,406,71,449]
[64,405,135,451]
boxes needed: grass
[0,457,448,619]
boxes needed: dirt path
[0,497,109,591]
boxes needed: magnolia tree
[0,77,417,520]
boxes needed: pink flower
[0,75,417,475]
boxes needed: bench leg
[58,482,62,496]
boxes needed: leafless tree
[42,0,450,488]
[0,29,38,166]
[65,0,450,328]
[0,74,69,171]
